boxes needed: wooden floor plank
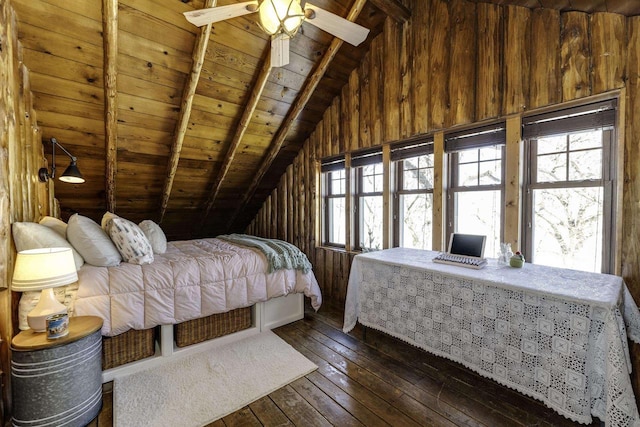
[289,376,365,426]
[278,324,470,427]
[248,396,293,426]
[305,370,391,427]
[269,384,332,427]
[274,327,427,427]
[220,407,262,427]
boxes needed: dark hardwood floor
[91,305,598,426]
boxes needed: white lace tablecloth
[343,248,640,426]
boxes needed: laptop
[433,233,487,269]
[447,233,486,258]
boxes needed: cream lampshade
[11,247,77,332]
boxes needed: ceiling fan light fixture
[258,0,304,37]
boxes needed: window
[446,123,506,257]
[353,148,383,251]
[321,156,346,247]
[392,138,434,249]
[523,99,617,273]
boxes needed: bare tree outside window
[396,154,434,249]
[357,163,383,251]
[529,131,605,272]
[450,146,504,258]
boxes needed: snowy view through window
[530,130,604,273]
[454,146,502,258]
[398,154,433,249]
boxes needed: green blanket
[218,234,312,274]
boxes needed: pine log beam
[369,0,411,23]
[226,0,368,231]
[200,47,273,223]
[103,0,118,213]
[159,0,215,222]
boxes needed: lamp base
[27,288,67,332]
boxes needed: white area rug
[114,330,317,427]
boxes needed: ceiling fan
[184,0,370,67]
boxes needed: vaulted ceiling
[9,0,640,239]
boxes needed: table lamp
[11,247,77,332]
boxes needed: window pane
[478,159,501,185]
[479,146,501,161]
[569,149,601,180]
[402,155,434,190]
[330,169,345,195]
[454,191,501,258]
[537,153,566,182]
[458,163,478,186]
[328,197,346,245]
[458,150,478,163]
[570,130,602,151]
[399,193,432,250]
[361,163,383,193]
[359,196,383,250]
[531,187,603,273]
[403,170,419,190]
[537,135,567,154]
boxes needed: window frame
[391,139,435,248]
[445,123,507,248]
[352,148,384,251]
[321,156,346,248]
[521,99,618,273]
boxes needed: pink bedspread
[73,238,322,336]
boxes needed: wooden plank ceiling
[9,0,640,239]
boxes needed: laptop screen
[448,233,486,258]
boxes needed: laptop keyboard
[433,253,488,269]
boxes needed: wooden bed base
[101,293,304,383]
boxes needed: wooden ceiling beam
[225,0,369,231]
[200,48,273,223]
[103,0,118,213]
[369,0,411,23]
[159,0,215,223]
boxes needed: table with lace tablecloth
[343,248,640,426]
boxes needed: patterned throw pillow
[107,217,154,265]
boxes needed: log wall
[248,0,634,305]
[0,1,51,418]
[249,0,639,397]
[247,0,634,330]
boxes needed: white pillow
[67,214,122,267]
[39,216,67,238]
[138,220,167,254]
[12,222,84,270]
[107,217,154,265]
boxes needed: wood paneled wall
[247,0,638,314]
[0,1,50,418]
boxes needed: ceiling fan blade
[271,33,290,68]
[304,3,370,46]
[184,1,258,27]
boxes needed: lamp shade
[12,247,78,292]
[259,0,304,36]
[59,161,85,184]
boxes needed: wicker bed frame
[100,293,304,382]
[101,307,252,370]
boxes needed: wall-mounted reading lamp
[38,137,85,184]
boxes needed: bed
[14,216,322,380]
